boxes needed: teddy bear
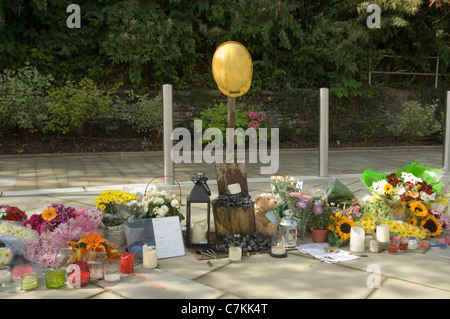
[254,193,279,237]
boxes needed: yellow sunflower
[420,214,442,237]
[335,216,356,240]
[409,201,428,217]
[42,207,57,221]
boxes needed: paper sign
[151,216,185,259]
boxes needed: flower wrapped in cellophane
[360,159,445,237]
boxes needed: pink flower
[289,192,302,198]
[247,109,258,120]
[257,113,267,122]
[248,120,260,129]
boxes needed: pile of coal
[212,232,272,253]
[212,190,254,207]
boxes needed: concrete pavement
[0,146,449,302]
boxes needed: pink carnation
[248,120,260,129]
[247,109,258,120]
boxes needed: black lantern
[186,173,212,247]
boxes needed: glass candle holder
[21,272,38,291]
[46,270,65,289]
[228,243,242,262]
[84,251,106,280]
[388,239,400,255]
[12,264,32,281]
[0,266,12,283]
[399,238,409,253]
[121,252,134,274]
[1,280,21,294]
[104,258,121,284]
[67,261,90,288]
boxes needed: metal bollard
[319,88,329,177]
[444,91,450,172]
[163,84,174,184]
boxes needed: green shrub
[194,102,272,147]
[0,63,52,137]
[386,100,442,141]
[121,92,163,136]
[45,78,120,137]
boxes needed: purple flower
[313,204,323,215]
[296,201,308,209]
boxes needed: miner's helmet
[212,41,253,98]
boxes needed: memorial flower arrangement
[95,189,139,226]
[270,175,302,216]
[142,184,182,219]
[0,246,12,266]
[361,159,445,237]
[0,205,26,222]
[23,203,77,234]
[0,221,38,239]
[68,232,121,261]
[22,206,104,267]
[327,211,357,247]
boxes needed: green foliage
[121,92,163,136]
[386,100,442,140]
[45,78,120,136]
[0,63,53,137]
[195,102,272,147]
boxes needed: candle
[376,224,390,243]
[12,264,32,281]
[45,270,65,289]
[0,266,11,283]
[270,243,287,258]
[388,239,400,255]
[369,240,379,253]
[350,226,365,253]
[191,222,207,244]
[142,245,158,269]
[408,237,418,250]
[227,183,241,195]
[121,252,135,274]
[399,238,409,253]
[104,258,121,284]
[364,235,373,247]
[228,245,242,262]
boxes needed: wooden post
[212,205,255,238]
[226,96,236,163]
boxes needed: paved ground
[0,146,449,304]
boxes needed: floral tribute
[22,204,104,267]
[361,159,447,238]
[68,232,121,261]
[0,205,26,222]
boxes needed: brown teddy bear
[254,193,279,237]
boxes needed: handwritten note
[152,216,185,259]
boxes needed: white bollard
[319,88,329,177]
[444,91,450,172]
[163,84,174,184]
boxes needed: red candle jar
[67,261,90,287]
[418,239,429,249]
[121,252,135,274]
[388,239,399,255]
[399,238,409,253]
[12,264,32,281]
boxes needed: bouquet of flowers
[68,232,121,261]
[327,212,358,247]
[142,184,182,219]
[22,206,103,267]
[23,203,77,234]
[361,159,444,237]
[270,175,303,216]
[0,205,26,222]
[95,189,139,226]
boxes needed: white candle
[369,240,379,253]
[229,246,242,262]
[142,245,158,269]
[0,268,11,283]
[364,235,373,247]
[191,222,207,244]
[376,224,390,243]
[270,243,286,257]
[227,183,241,195]
[350,226,365,252]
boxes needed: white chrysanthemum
[170,199,179,208]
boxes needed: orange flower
[68,232,121,260]
[42,207,57,221]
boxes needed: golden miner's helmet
[212,41,253,98]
